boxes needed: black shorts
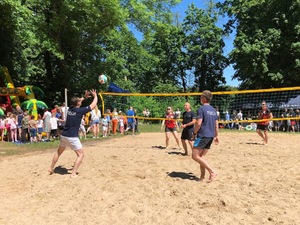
[257,124,268,130]
[181,128,194,141]
[165,127,177,132]
[193,137,213,149]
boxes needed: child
[79,115,87,139]
[118,112,125,135]
[50,112,58,140]
[37,114,44,141]
[28,115,38,143]
[21,112,30,143]
[8,113,18,142]
[101,115,108,137]
[0,116,7,141]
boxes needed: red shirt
[258,108,271,125]
[165,113,176,128]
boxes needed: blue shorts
[30,128,37,137]
[193,137,213,149]
[38,127,43,134]
[91,119,100,125]
[127,122,136,130]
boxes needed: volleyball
[98,74,107,84]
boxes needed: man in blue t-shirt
[192,90,219,183]
[125,106,136,135]
[48,89,98,178]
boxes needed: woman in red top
[161,106,181,149]
[256,101,273,145]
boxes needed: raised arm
[87,89,98,110]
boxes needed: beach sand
[0,131,299,225]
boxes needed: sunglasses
[167,108,171,110]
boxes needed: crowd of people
[0,98,142,143]
[220,107,300,133]
[0,104,68,143]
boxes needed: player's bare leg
[181,139,188,155]
[165,132,171,148]
[264,130,268,145]
[256,129,265,143]
[171,131,181,149]
[48,146,66,175]
[192,148,217,182]
[71,149,85,178]
[188,140,193,155]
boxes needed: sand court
[0,131,299,224]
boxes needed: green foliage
[1,0,231,110]
[219,0,300,88]
[183,3,228,91]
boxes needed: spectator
[8,113,18,142]
[101,114,108,137]
[118,111,125,135]
[50,113,59,140]
[125,106,136,135]
[28,115,38,143]
[21,112,30,143]
[79,115,87,139]
[175,108,181,127]
[42,108,51,141]
[111,108,119,134]
[225,111,231,129]
[37,114,43,141]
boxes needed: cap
[201,90,212,101]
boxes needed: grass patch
[137,123,161,132]
[0,141,59,157]
[0,131,140,158]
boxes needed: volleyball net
[99,86,300,125]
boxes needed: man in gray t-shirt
[192,90,219,183]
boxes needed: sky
[172,0,240,87]
[130,0,240,87]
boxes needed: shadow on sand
[167,171,198,181]
[54,166,71,175]
[167,151,187,156]
[151,145,166,149]
[243,142,264,145]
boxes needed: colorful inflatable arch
[0,66,48,119]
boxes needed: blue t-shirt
[127,109,135,123]
[196,104,218,138]
[62,106,91,137]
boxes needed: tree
[219,0,300,88]
[183,3,228,92]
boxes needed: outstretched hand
[85,89,97,98]
[84,90,91,98]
